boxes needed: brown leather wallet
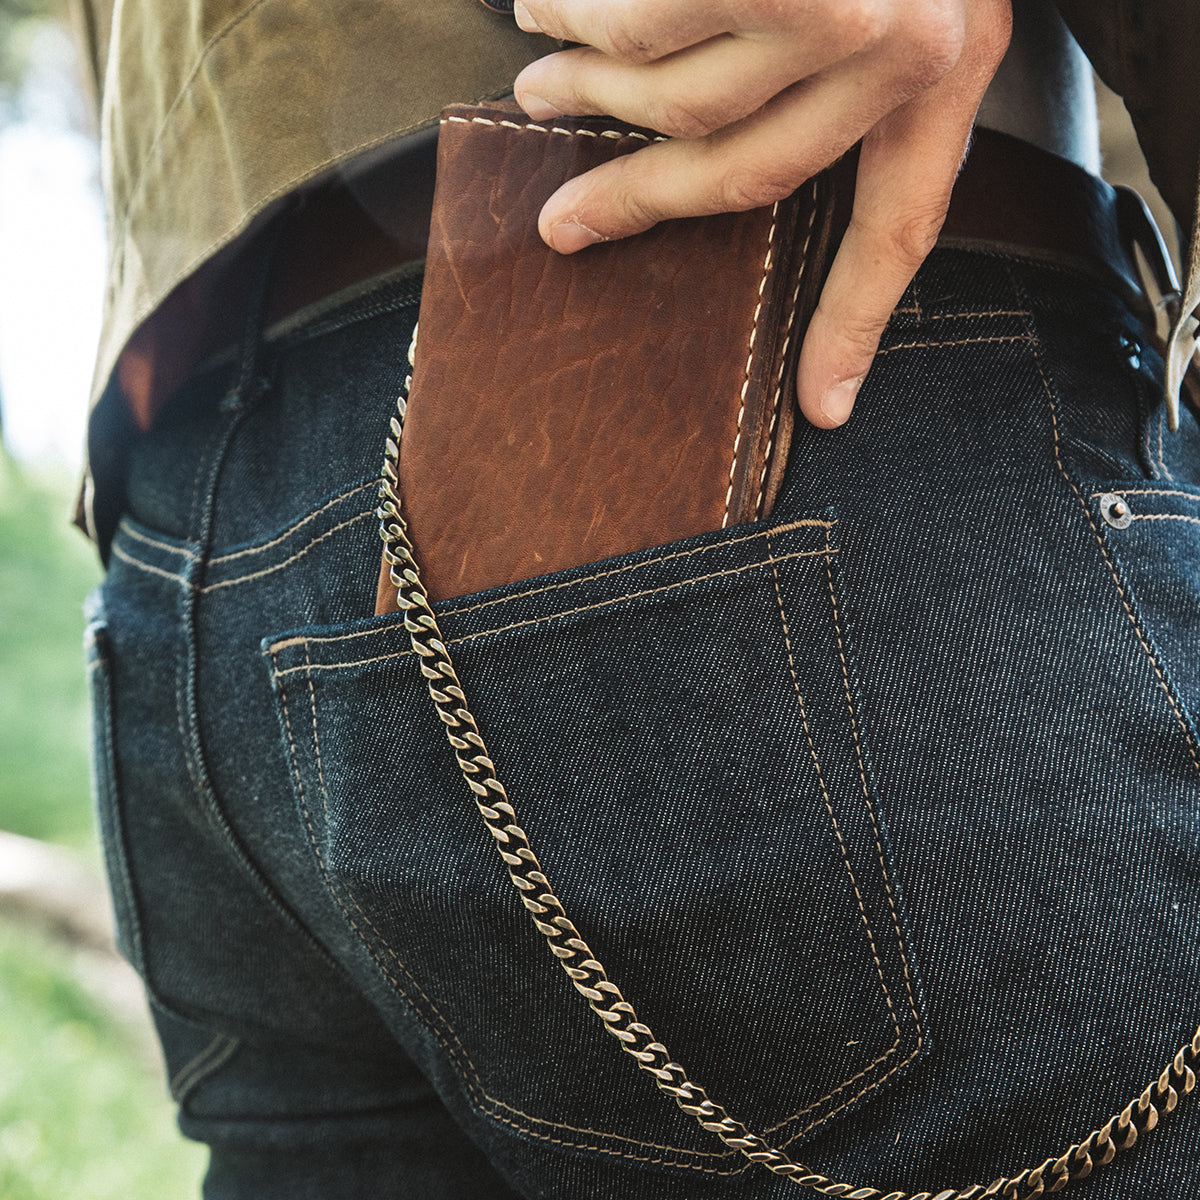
[375,102,842,613]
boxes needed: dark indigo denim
[88,247,1200,1198]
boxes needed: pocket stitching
[275,653,746,1172]
[270,541,834,680]
[761,531,925,1143]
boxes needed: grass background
[0,455,207,1198]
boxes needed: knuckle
[879,203,948,266]
[898,4,966,82]
[966,1,1014,74]
[607,158,663,231]
[831,0,888,50]
[598,11,659,63]
[717,163,798,212]
[647,96,724,140]
[833,308,890,354]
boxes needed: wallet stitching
[271,544,835,678]
[755,187,818,518]
[443,114,668,145]
[722,203,779,529]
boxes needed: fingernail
[819,376,863,425]
[549,219,606,254]
[518,93,562,121]
[513,2,542,32]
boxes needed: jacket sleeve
[1053,0,1200,242]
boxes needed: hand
[512,0,1012,427]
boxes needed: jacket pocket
[264,510,925,1173]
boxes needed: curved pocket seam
[273,650,748,1173]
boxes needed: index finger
[795,1,1011,426]
[515,0,735,61]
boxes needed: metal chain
[376,328,1199,1198]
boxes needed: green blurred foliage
[0,458,101,847]
[0,918,208,1198]
[0,0,64,105]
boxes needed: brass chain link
[376,329,1198,1198]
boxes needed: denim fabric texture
[88,248,1200,1198]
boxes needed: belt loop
[227,199,297,411]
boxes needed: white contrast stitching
[723,202,779,529]
[111,542,192,585]
[442,114,667,144]
[1094,488,1200,502]
[117,522,197,557]
[755,187,817,518]
[876,334,1033,357]
[1129,513,1200,526]
[202,510,375,590]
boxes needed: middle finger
[516,27,869,138]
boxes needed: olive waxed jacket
[73,0,1200,410]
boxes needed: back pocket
[264,511,925,1173]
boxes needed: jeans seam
[1158,406,1173,480]
[1091,488,1200,501]
[90,630,147,976]
[761,536,907,1139]
[207,480,378,564]
[269,544,836,679]
[1129,513,1200,526]
[923,309,1030,320]
[169,1032,240,1101]
[876,334,1033,357]
[276,664,745,1170]
[117,521,197,558]
[1011,271,1200,784]
[203,509,375,590]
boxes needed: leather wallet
[375,101,843,613]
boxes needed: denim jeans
[88,246,1200,1198]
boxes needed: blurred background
[0,1,208,1196]
[0,4,1182,1198]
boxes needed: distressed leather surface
[377,102,828,610]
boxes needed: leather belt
[115,124,1172,433]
